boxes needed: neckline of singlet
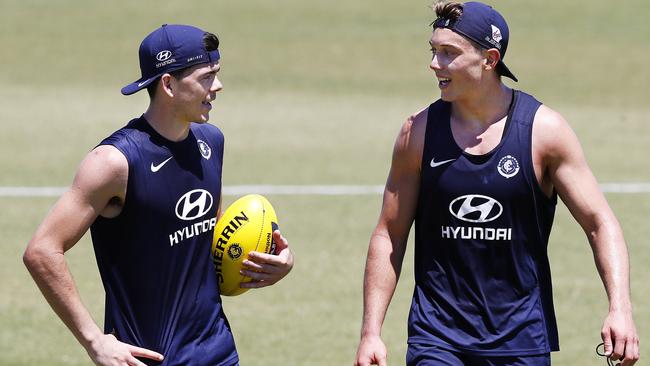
[137,115,196,150]
[448,89,517,165]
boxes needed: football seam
[254,204,266,253]
[241,199,266,286]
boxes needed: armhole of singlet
[420,103,436,175]
[528,106,558,204]
[420,101,449,175]
[94,139,131,220]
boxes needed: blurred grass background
[1,0,648,365]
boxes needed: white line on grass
[1,183,650,197]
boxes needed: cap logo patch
[156,50,173,61]
[491,25,502,43]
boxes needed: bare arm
[355,111,426,366]
[23,145,163,366]
[534,106,639,365]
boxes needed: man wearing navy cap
[355,2,639,365]
[24,24,294,366]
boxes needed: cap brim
[121,75,159,96]
[120,51,221,96]
[497,61,518,82]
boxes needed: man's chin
[439,91,456,102]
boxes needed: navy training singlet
[90,117,237,366]
[408,91,559,356]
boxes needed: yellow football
[211,194,278,296]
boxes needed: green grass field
[1,0,648,365]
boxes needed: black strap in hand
[596,342,616,366]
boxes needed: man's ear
[484,48,501,71]
[160,73,174,97]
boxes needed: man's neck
[143,103,191,142]
[451,83,513,129]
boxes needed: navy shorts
[406,343,551,366]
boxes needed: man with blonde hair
[354,2,639,365]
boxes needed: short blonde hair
[433,1,463,21]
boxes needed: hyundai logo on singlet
[175,189,213,221]
[449,194,503,223]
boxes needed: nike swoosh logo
[430,157,456,168]
[151,157,173,172]
[138,81,148,87]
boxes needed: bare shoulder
[533,104,580,159]
[401,106,428,140]
[73,145,128,205]
[394,106,429,167]
[25,145,129,252]
[533,105,570,138]
[376,106,429,236]
[79,145,128,181]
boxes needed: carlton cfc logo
[449,194,503,223]
[497,155,520,178]
[175,189,213,221]
[197,139,211,160]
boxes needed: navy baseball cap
[433,1,517,82]
[121,24,221,95]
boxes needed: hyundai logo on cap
[432,1,518,82]
[156,50,172,62]
[121,24,221,95]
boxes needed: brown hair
[433,1,464,21]
[147,31,220,99]
[431,1,475,49]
